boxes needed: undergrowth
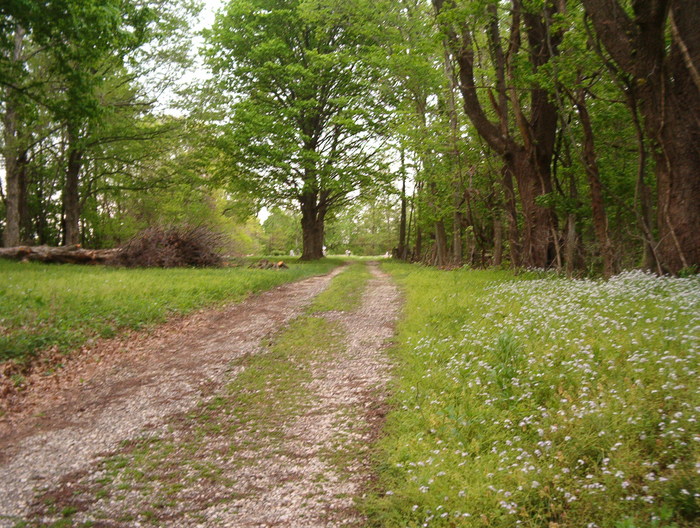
[366,263,699,528]
[0,258,341,366]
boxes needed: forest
[1,0,698,275]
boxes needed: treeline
[384,0,699,276]
[2,0,699,275]
[0,0,212,249]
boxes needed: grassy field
[0,258,342,366]
[367,263,699,528]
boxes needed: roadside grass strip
[0,258,342,366]
[367,264,699,528]
[21,263,373,526]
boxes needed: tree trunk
[575,93,615,278]
[653,89,700,273]
[443,47,464,266]
[434,0,560,269]
[501,163,520,267]
[3,115,22,247]
[582,0,700,273]
[414,226,422,261]
[434,220,448,266]
[510,147,557,268]
[299,193,326,260]
[398,151,408,260]
[2,26,26,248]
[452,205,463,265]
[493,212,503,266]
[18,151,31,243]
[0,245,120,264]
[63,126,83,246]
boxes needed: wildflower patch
[367,265,699,528]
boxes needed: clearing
[0,261,400,527]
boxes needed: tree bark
[398,150,408,260]
[299,192,326,260]
[582,0,700,273]
[63,126,83,246]
[493,212,503,266]
[414,226,422,261]
[452,201,463,265]
[433,220,449,266]
[0,245,119,264]
[501,163,520,267]
[434,0,560,268]
[2,26,26,248]
[443,48,465,265]
[574,92,615,278]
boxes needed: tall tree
[433,0,562,268]
[581,0,700,273]
[205,0,389,260]
[1,24,27,246]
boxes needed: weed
[311,262,372,312]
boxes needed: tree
[1,0,199,247]
[433,0,565,269]
[1,19,29,246]
[204,0,389,260]
[262,207,301,255]
[581,0,700,273]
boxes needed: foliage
[366,262,700,527]
[202,0,393,258]
[262,207,302,256]
[325,198,400,256]
[0,258,342,365]
[0,0,205,248]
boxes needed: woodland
[1,0,699,276]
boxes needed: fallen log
[0,245,121,265]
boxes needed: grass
[365,263,699,528]
[0,258,342,366]
[311,261,372,312]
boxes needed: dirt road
[0,262,400,527]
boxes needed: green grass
[0,258,342,365]
[311,261,372,312]
[365,263,699,528]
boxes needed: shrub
[117,225,225,268]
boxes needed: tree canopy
[203,0,391,259]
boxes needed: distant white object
[289,249,295,256]
[345,249,351,256]
[384,252,390,258]
[323,245,327,256]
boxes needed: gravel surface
[0,263,400,527]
